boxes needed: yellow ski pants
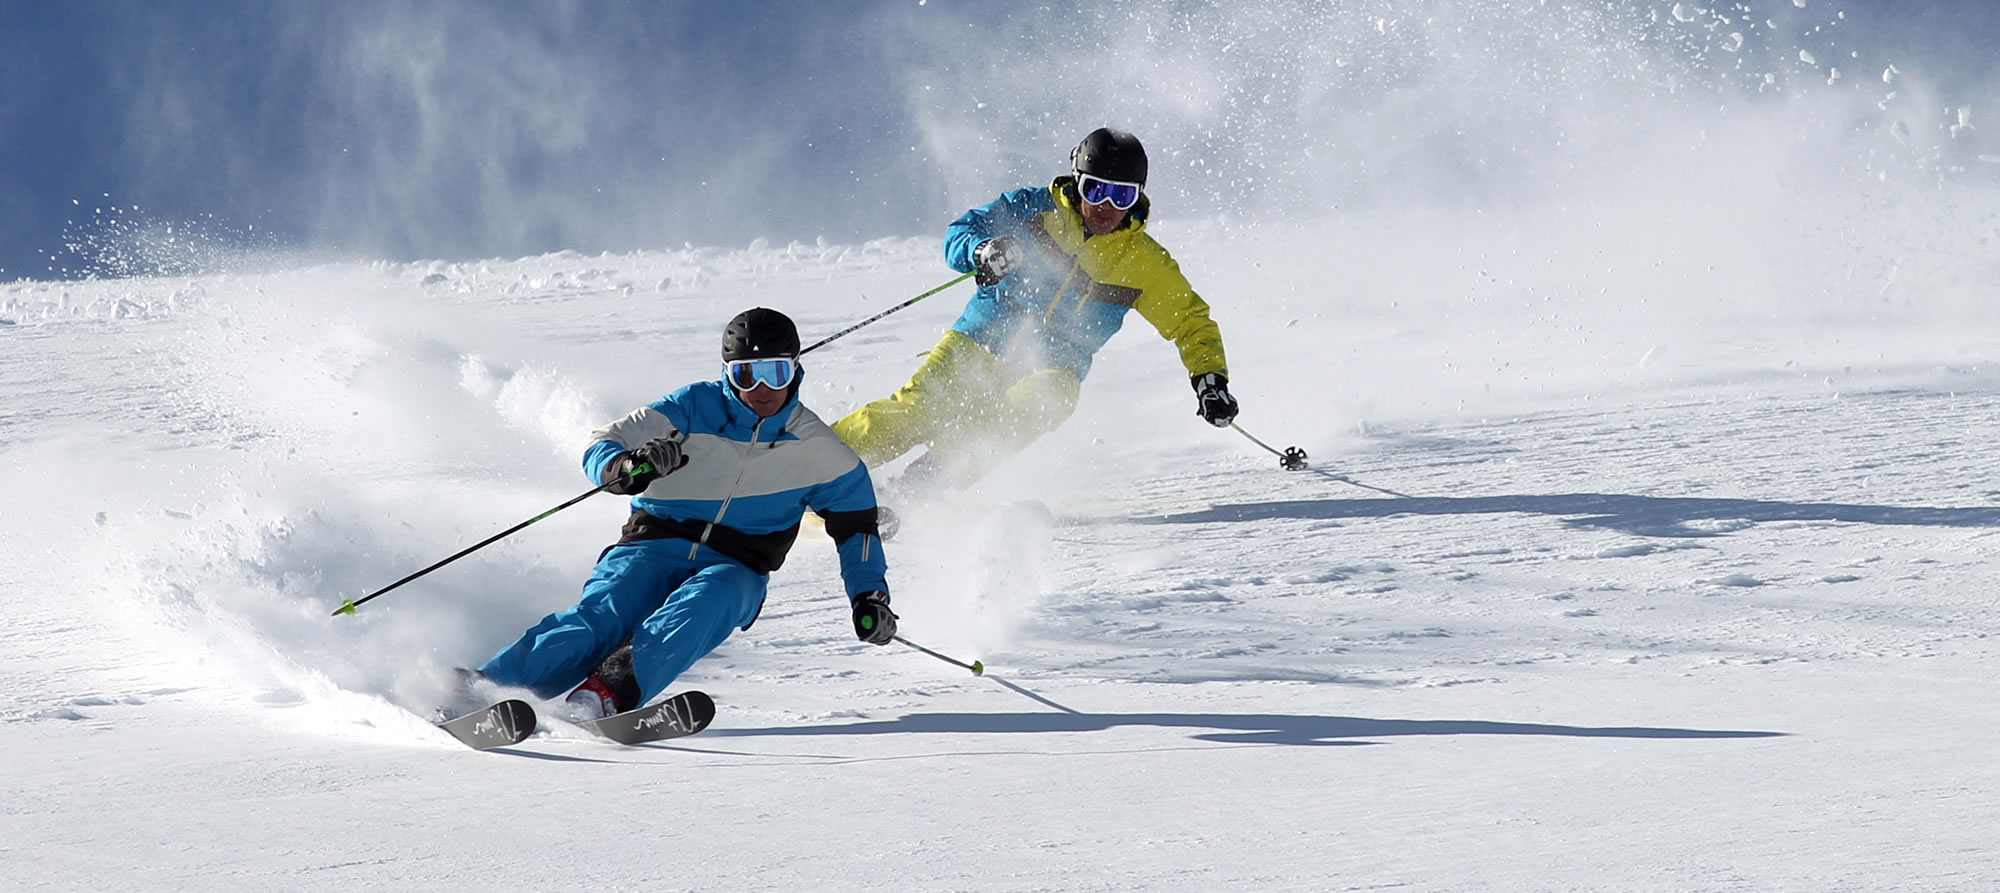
[830,330,1081,487]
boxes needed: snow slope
[7,2,2000,890]
[5,212,1998,890]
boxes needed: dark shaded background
[3,0,1993,279]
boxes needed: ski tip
[435,699,538,750]
[502,699,538,740]
[676,690,718,737]
[332,599,358,617]
[970,660,985,677]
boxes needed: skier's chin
[737,384,788,417]
[1082,206,1126,235]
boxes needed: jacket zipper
[688,414,768,561]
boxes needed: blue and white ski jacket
[581,379,887,600]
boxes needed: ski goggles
[723,356,799,391]
[1076,173,1143,210]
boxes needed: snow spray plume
[47,201,283,280]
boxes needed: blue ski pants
[477,539,767,705]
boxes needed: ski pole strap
[801,271,974,355]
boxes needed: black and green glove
[850,591,897,645]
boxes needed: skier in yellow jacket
[831,128,1238,496]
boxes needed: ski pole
[331,464,656,617]
[1230,422,1310,471]
[800,271,974,355]
[1231,422,1413,497]
[893,634,984,676]
[893,635,1080,713]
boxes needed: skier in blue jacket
[475,308,897,719]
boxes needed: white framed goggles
[723,356,799,390]
[1076,173,1143,210]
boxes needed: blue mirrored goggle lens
[725,357,798,390]
[1078,175,1141,210]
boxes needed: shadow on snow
[713,713,1784,747]
[1134,493,2000,538]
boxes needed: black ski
[575,690,715,745]
[435,699,537,750]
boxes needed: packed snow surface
[5,218,1999,890]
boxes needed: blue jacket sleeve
[834,528,888,601]
[944,187,1050,273]
[809,462,890,599]
[582,440,625,486]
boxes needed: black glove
[1192,373,1239,427]
[603,437,687,495]
[973,236,1024,286]
[850,590,897,645]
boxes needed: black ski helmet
[721,307,800,361]
[1071,128,1148,185]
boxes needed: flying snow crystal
[1828,67,1841,85]
[1800,49,1817,65]
[1793,0,1807,7]
[1722,32,1744,52]
[1883,64,1900,85]
[1951,106,1974,138]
